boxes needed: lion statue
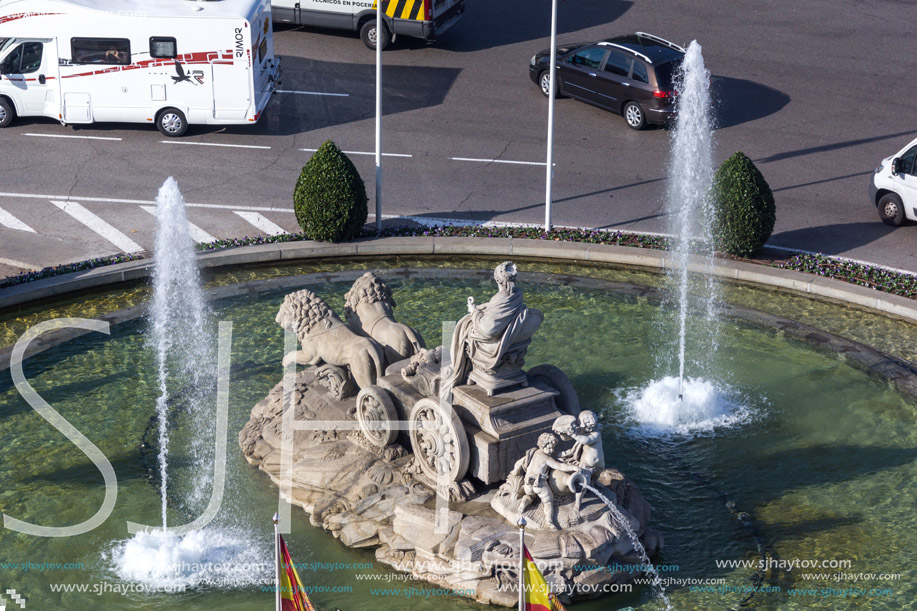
[276,289,385,390]
[343,272,425,366]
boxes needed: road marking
[23,133,122,141]
[449,157,547,166]
[233,211,286,236]
[140,206,216,243]
[299,148,412,158]
[0,206,36,232]
[0,256,39,270]
[160,141,272,150]
[0,192,293,214]
[277,89,349,97]
[50,200,143,253]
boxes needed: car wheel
[0,97,15,128]
[878,193,905,227]
[360,19,391,51]
[156,108,188,137]
[623,102,646,130]
[539,71,558,98]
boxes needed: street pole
[544,0,558,232]
[374,1,383,233]
[273,512,280,611]
[518,516,526,611]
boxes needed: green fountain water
[0,270,914,610]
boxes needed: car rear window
[632,61,649,83]
[653,59,682,89]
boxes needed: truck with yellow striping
[272,0,463,50]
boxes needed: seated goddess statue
[445,262,543,396]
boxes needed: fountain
[1,257,916,610]
[149,177,213,527]
[630,41,739,434]
[109,179,267,589]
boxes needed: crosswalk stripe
[50,200,143,253]
[232,211,286,236]
[140,206,216,244]
[0,256,39,270]
[0,206,36,232]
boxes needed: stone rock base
[239,369,662,606]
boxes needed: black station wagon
[529,32,685,130]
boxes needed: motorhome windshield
[0,39,12,55]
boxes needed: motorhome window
[258,38,267,64]
[0,44,22,74]
[71,38,131,65]
[19,42,43,73]
[150,37,177,59]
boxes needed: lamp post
[544,0,558,232]
[374,1,383,233]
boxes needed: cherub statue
[554,410,605,478]
[510,432,583,530]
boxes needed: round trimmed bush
[711,151,776,257]
[293,140,368,242]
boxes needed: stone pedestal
[452,382,561,484]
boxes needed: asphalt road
[1,0,916,280]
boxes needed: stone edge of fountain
[2,238,915,324]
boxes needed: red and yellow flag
[278,535,315,611]
[522,545,567,611]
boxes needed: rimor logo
[172,62,205,85]
[0,588,26,610]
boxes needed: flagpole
[517,516,526,611]
[273,512,281,611]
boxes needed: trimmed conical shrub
[711,151,775,257]
[293,140,368,242]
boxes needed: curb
[2,237,917,323]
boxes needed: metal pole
[273,513,281,611]
[374,1,383,233]
[544,0,558,232]
[518,516,527,611]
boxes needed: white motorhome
[0,0,281,136]
[272,0,464,50]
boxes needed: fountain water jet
[583,484,672,610]
[149,176,213,527]
[109,178,268,589]
[629,41,744,434]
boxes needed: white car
[871,136,917,226]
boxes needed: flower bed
[2,226,916,301]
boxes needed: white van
[272,0,464,50]
[870,136,917,226]
[0,0,281,136]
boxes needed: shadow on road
[770,222,911,255]
[436,0,633,52]
[713,76,790,129]
[756,130,917,164]
[5,57,460,138]
[771,170,873,193]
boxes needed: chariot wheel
[356,386,399,447]
[529,364,581,416]
[408,398,469,482]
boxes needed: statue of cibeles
[445,262,544,396]
[554,410,605,479]
[510,432,584,530]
